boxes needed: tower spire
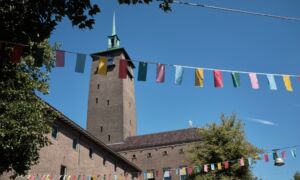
[108,11,120,49]
[112,11,116,36]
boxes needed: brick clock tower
[87,13,136,144]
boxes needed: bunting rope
[168,0,300,22]
[1,40,299,77]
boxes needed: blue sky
[40,0,300,179]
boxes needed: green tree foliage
[294,171,300,180]
[0,0,100,177]
[118,0,173,11]
[186,114,262,180]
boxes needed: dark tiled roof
[109,128,201,151]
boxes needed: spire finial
[112,11,116,36]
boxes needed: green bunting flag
[138,62,148,81]
[75,53,86,73]
[231,72,240,87]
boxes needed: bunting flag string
[1,40,300,92]
[21,145,296,180]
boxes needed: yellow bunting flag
[97,57,108,75]
[195,68,204,87]
[283,75,293,92]
[217,163,222,170]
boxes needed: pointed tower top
[112,11,116,36]
[108,12,120,49]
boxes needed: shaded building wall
[1,119,139,180]
[118,143,193,180]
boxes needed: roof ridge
[126,127,198,139]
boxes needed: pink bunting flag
[213,70,224,88]
[156,64,165,83]
[204,164,208,172]
[281,151,286,159]
[249,73,259,89]
[56,50,65,67]
[240,158,245,166]
[264,154,269,162]
[298,76,300,81]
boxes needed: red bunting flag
[56,50,65,67]
[264,154,269,162]
[119,59,128,79]
[213,70,224,88]
[298,76,300,81]
[224,161,229,169]
[11,45,24,64]
[187,167,193,175]
[155,170,159,177]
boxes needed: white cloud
[245,117,278,126]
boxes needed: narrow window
[108,135,111,141]
[130,120,131,125]
[163,151,168,156]
[96,98,98,104]
[51,126,58,139]
[72,139,77,150]
[132,154,137,160]
[89,148,93,159]
[59,165,67,180]
[103,158,106,166]
[114,163,117,172]
[100,126,103,133]
[97,84,100,90]
[179,148,184,154]
[147,153,152,158]
[111,39,115,47]
[107,99,110,106]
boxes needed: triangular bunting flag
[217,163,222,170]
[240,158,245,166]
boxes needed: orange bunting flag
[195,68,204,87]
[217,163,222,170]
[283,75,293,92]
[213,70,224,88]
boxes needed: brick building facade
[1,103,141,180]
